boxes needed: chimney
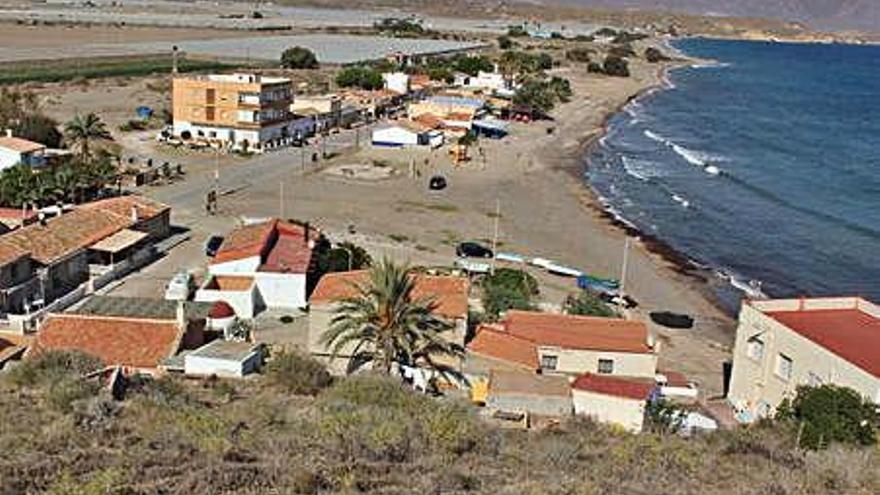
[130,205,139,223]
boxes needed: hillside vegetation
[1,352,878,494]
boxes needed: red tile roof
[0,208,38,221]
[0,136,45,153]
[30,314,182,369]
[0,195,169,266]
[467,325,538,369]
[502,310,653,354]
[766,308,880,378]
[212,219,315,274]
[310,270,469,319]
[572,373,656,400]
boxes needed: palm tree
[64,113,112,163]
[322,258,465,379]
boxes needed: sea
[586,38,880,313]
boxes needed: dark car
[429,175,447,191]
[205,235,224,257]
[456,241,493,258]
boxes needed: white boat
[546,263,583,277]
[495,252,526,264]
[530,257,553,269]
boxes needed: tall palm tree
[64,113,112,163]
[322,258,465,379]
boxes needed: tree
[497,35,515,50]
[453,55,494,77]
[644,399,686,434]
[322,258,465,377]
[281,46,319,69]
[481,268,538,319]
[645,47,671,63]
[563,290,616,317]
[775,384,878,450]
[14,114,63,148]
[507,25,529,37]
[602,56,630,77]
[335,66,384,90]
[64,113,112,163]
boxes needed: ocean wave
[621,156,652,182]
[691,61,732,70]
[670,193,690,209]
[717,269,766,299]
[643,129,724,175]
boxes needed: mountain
[549,0,880,31]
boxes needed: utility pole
[279,182,284,219]
[619,236,631,315]
[491,198,500,274]
[172,45,179,74]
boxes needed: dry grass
[1,354,878,494]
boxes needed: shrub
[6,350,102,389]
[603,56,630,77]
[498,35,515,50]
[453,55,494,77]
[563,290,616,317]
[335,66,383,90]
[481,268,539,318]
[483,268,539,295]
[507,25,529,37]
[645,47,671,63]
[587,62,604,73]
[566,47,593,63]
[281,46,319,69]
[266,351,332,396]
[608,44,636,59]
[776,384,878,450]
[15,114,63,148]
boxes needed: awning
[90,229,148,253]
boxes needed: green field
[0,55,252,85]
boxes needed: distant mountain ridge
[551,0,879,31]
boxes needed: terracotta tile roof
[766,308,880,378]
[206,275,255,291]
[0,136,45,154]
[212,219,314,273]
[502,310,653,354]
[0,195,169,266]
[572,373,656,400]
[79,195,170,220]
[0,208,38,221]
[467,325,538,369]
[489,369,571,398]
[310,270,469,319]
[412,114,443,130]
[30,314,182,369]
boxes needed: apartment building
[728,297,880,421]
[172,73,298,153]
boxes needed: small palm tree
[322,258,465,379]
[64,113,112,163]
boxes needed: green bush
[507,25,529,37]
[776,384,878,450]
[281,46,319,69]
[603,56,630,77]
[266,351,332,396]
[6,350,102,389]
[483,268,539,295]
[645,47,671,63]
[481,268,539,318]
[335,66,384,90]
[498,35,515,50]
[566,48,593,63]
[563,290,616,317]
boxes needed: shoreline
[555,51,740,317]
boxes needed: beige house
[172,73,295,152]
[728,297,880,421]
[571,373,656,433]
[466,311,658,379]
[308,270,470,375]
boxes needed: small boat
[530,257,553,269]
[577,274,620,292]
[546,263,583,278]
[495,252,526,264]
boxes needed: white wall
[0,148,23,170]
[572,389,646,433]
[195,286,258,319]
[728,303,880,419]
[372,127,419,146]
[209,256,262,276]
[185,352,261,378]
[254,272,307,309]
[383,72,410,94]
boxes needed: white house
[727,297,880,422]
[203,219,316,315]
[184,339,263,378]
[382,72,410,95]
[571,373,656,433]
[0,132,47,170]
[371,124,443,148]
[195,275,260,319]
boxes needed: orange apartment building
[172,73,307,153]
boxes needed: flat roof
[71,296,213,321]
[187,339,260,362]
[489,369,571,398]
[766,307,880,378]
[89,229,148,253]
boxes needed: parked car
[429,175,447,191]
[164,271,194,301]
[456,241,493,259]
[205,235,224,257]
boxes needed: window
[205,107,215,122]
[540,354,558,371]
[775,354,793,381]
[598,359,614,374]
[747,337,765,361]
